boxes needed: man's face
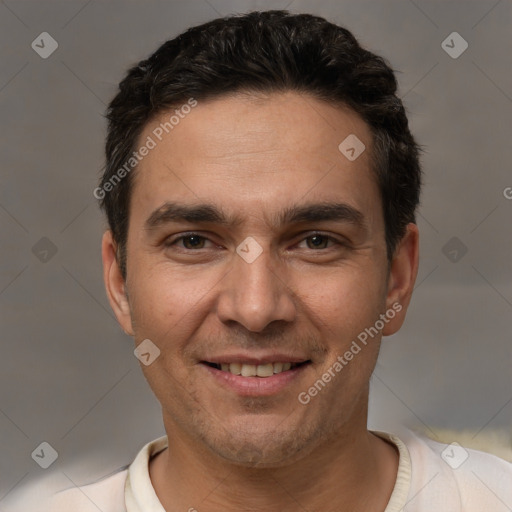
[104,91,414,466]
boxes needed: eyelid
[164,231,216,248]
[294,231,346,249]
[164,231,347,249]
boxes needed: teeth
[216,362,302,377]
[229,363,241,375]
[273,362,283,373]
[256,363,274,377]
[241,364,256,377]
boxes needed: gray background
[1,0,511,507]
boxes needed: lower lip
[200,363,310,396]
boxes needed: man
[52,10,512,512]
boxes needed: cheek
[127,263,220,350]
[297,265,387,337]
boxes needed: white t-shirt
[41,430,512,511]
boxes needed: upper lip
[202,353,310,365]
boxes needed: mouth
[201,360,311,377]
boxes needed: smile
[204,361,309,377]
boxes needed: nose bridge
[216,239,296,332]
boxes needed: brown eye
[305,234,331,249]
[181,235,206,249]
[165,233,212,250]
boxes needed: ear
[382,223,419,336]
[101,230,134,336]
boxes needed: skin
[102,91,419,511]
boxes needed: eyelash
[164,232,346,251]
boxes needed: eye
[164,232,345,253]
[165,233,213,250]
[297,233,341,250]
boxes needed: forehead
[130,91,379,229]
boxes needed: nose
[215,244,297,332]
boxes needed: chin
[198,418,324,467]
[213,439,302,467]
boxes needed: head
[100,10,421,466]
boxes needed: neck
[149,414,399,512]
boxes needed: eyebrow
[144,201,366,231]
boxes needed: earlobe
[101,230,134,336]
[382,223,419,336]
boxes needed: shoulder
[49,435,168,512]
[50,466,128,512]
[398,429,512,511]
